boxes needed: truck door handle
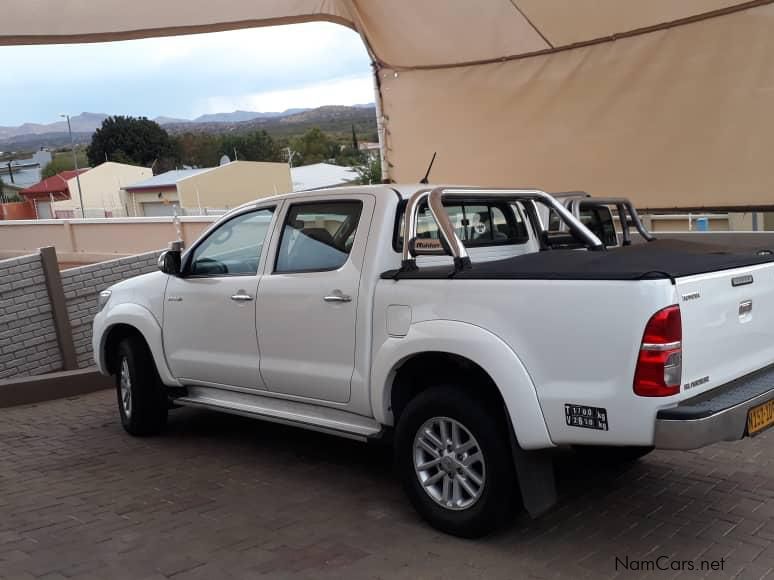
[323,291,352,303]
[230,292,254,301]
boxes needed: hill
[0,105,377,151]
[163,105,378,141]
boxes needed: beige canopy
[5,0,774,209]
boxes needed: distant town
[0,104,380,219]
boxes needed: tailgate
[676,262,774,397]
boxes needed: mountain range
[0,104,376,142]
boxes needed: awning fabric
[3,1,773,209]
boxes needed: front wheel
[395,385,516,538]
[115,336,167,436]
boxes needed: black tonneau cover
[385,239,774,281]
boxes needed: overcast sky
[1,23,373,126]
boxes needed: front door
[163,206,277,389]
[256,196,374,403]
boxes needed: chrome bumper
[653,365,774,450]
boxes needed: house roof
[20,169,89,201]
[123,168,210,192]
[291,163,358,191]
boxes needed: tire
[395,385,516,538]
[115,336,167,436]
[573,445,653,465]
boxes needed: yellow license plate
[747,399,774,436]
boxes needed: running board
[174,386,383,442]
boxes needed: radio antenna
[419,152,437,184]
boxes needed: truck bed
[387,239,774,281]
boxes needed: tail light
[633,305,682,397]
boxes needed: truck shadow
[163,406,753,545]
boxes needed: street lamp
[59,113,85,218]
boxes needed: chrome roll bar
[565,197,655,245]
[401,187,606,271]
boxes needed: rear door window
[396,201,528,250]
[275,201,363,273]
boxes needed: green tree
[41,150,89,178]
[355,157,382,185]
[290,127,338,165]
[174,132,222,167]
[87,116,177,170]
[220,130,280,163]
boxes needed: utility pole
[60,114,85,218]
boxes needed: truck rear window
[393,200,529,252]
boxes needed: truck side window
[396,201,528,251]
[189,208,275,276]
[275,201,363,273]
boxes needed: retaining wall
[0,254,61,379]
[0,248,162,379]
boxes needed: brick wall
[0,254,62,379]
[61,251,162,369]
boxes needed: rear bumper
[654,364,774,450]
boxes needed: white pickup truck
[93,185,774,537]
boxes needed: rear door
[256,194,375,403]
[676,262,774,395]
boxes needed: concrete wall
[177,161,291,210]
[0,200,36,220]
[54,162,152,216]
[0,216,216,263]
[0,254,62,379]
[61,251,161,368]
[0,248,163,380]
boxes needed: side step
[174,386,383,442]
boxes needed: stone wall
[61,251,161,369]
[0,249,162,380]
[0,254,61,379]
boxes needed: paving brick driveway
[1,390,773,580]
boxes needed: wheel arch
[371,319,554,450]
[96,303,180,386]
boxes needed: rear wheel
[395,385,516,538]
[115,336,167,436]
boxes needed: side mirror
[158,241,183,276]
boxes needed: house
[20,162,151,218]
[53,162,152,217]
[291,163,359,191]
[0,149,53,191]
[122,160,291,216]
[20,169,89,218]
[358,142,380,161]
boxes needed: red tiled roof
[20,169,89,201]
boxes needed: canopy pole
[371,64,389,183]
[344,0,390,183]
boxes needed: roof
[291,163,358,191]
[20,169,88,201]
[123,168,210,191]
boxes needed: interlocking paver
[0,390,772,579]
